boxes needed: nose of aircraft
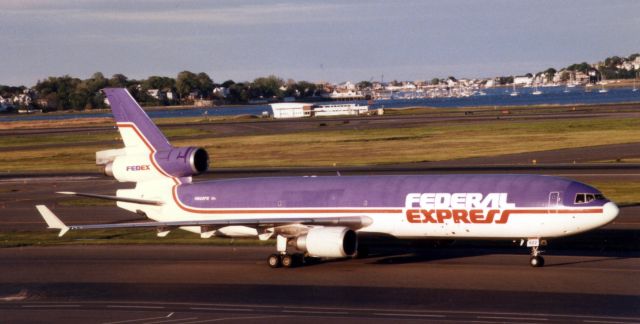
[603,201,619,224]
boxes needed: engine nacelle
[104,147,209,182]
[153,146,209,177]
[294,227,357,258]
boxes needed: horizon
[1,0,639,86]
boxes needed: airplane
[37,88,619,268]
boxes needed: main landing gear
[268,235,307,268]
[267,253,305,268]
[526,238,546,267]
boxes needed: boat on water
[599,83,608,93]
[510,82,519,96]
[532,82,543,95]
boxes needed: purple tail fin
[103,88,172,152]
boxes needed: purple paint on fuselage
[176,174,606,209]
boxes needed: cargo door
[548,191,561,213]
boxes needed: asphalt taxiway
[0,245,639,323]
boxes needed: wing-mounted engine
[293,227,357,258]
[98,146,209,182]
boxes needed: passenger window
[575,194,585,204]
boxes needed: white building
[147,89,161,99]
[270,102,369,119]
[270,103,312,118]
[513,76,533,86]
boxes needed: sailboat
[633,74,638,92]
[510,82,519,96]
[598,72,608,93]
[598,83,608,93]
[532,82,543,95]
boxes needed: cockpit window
[575,193,605,204]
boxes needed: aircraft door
[548,191,561,213]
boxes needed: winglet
[35,205,70,237]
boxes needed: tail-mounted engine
[98,146,209,182]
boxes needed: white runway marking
[180,315,290,323]
[144,317,198,324]
[190,307,253,312]
[583,320,639,324]
[103,313,174,324]
[282,310,348,315]
[107,305,165,309]
[373,312,446,318]
[22,304,80,308]
[478,315,549,321]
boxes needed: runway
[0,245,639,323]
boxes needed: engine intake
[294,227,357,258]
[153,146,209,177]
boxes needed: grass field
[3,117,640,172]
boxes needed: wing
[35,205,372,238]
[56,191,163,206]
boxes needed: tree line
[2,53,638,111]
[4,72,327,111]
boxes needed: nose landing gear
[526,238,546,267]
[529,246,545,267]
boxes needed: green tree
[143,76,176,91]
[221,80,235,88]
[109,74,129,87]
[567,62,590,73]
[542,68,556,82]
[196,72,214,98]
[227,82,250,103]
[176,71,199,100]
[250,75,284,99]
[604,56,623,68]
[34,75,82,110]
[430,78,440,85]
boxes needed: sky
[1,0,639,86]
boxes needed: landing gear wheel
[530,255,545,267]
[268,254,282,268]
[281,254,295,268]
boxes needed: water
[1,86,639,122]
[375,86,640,109]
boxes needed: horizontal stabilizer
[57,191,163,206]
[35,205,69,237]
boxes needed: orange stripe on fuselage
[117,123,180,185]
